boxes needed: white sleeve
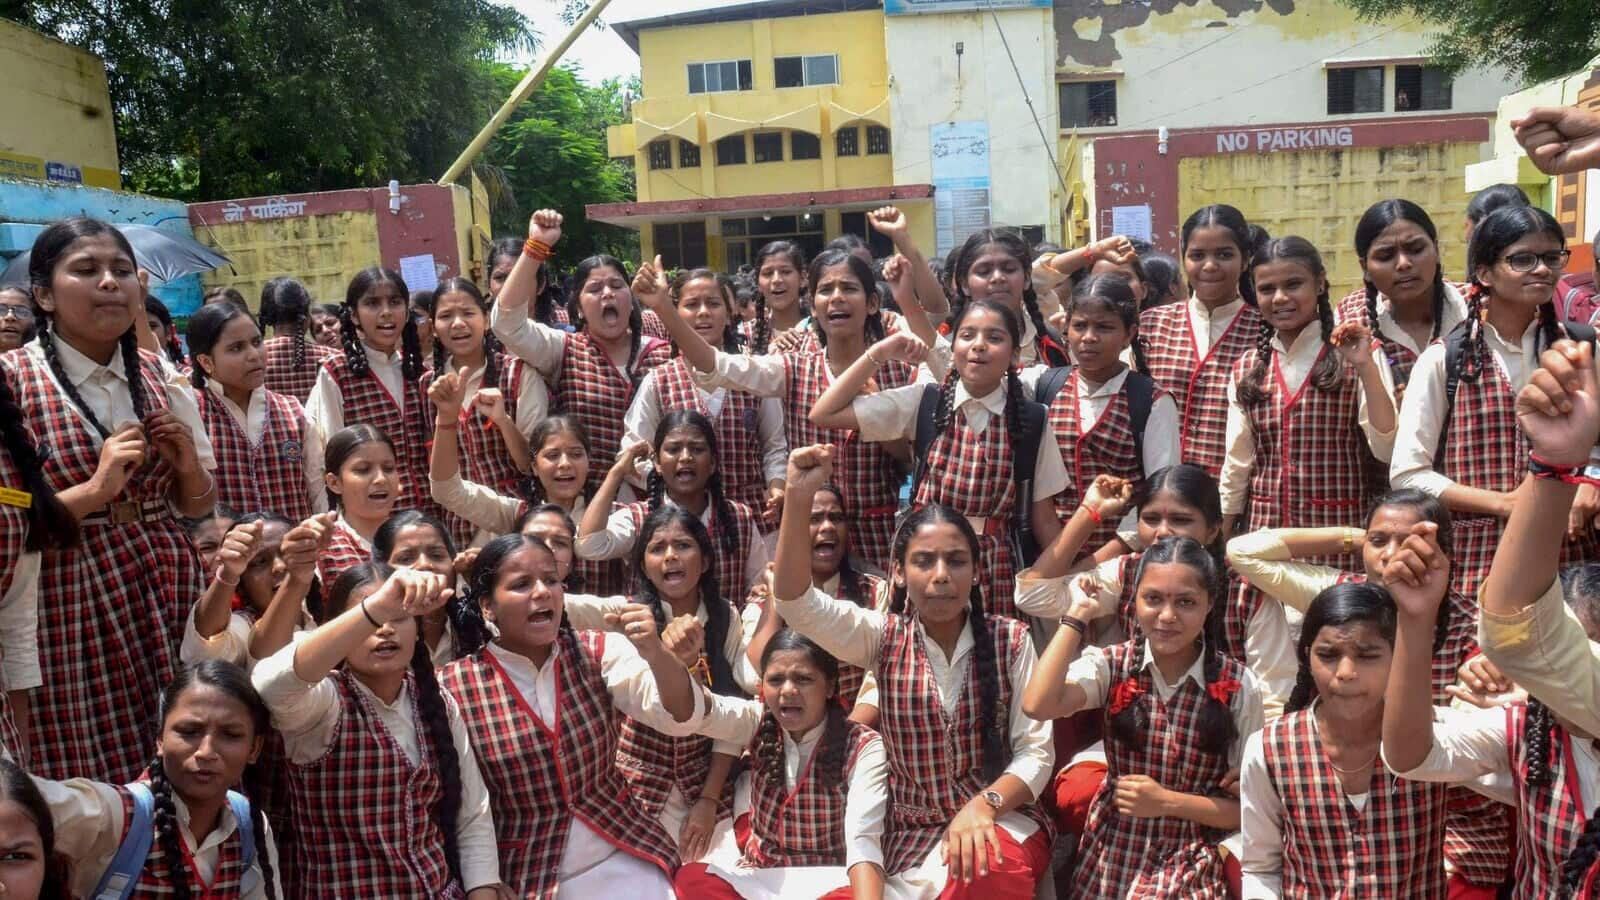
[740,520,773,602]
[1355,342,1399,462]
[1239,731,1284,899]
[1230,670,1268,769]
[596,632,712,736]
[33,777,125,897]
[1014,571,1072,620]
[300,407,328,515]
[1142,393,1182,475]
[845,734,889,870]
[758,397,789,484]
[488,305,568,378]
[621,372,662,489]
[512,364,550,438]
[250,639,342,763]
[574,506,638,561]
[772,585,887,670]
[1033,428,1070,502]
[1389,343,1456,496]
[1245,602,1298,722]
[1063,644,1113,711]
[1003,630,1056,799]
[180,605,251,667]
[163,364,216,470]
[1380,704,1510,784]
[686,691,763,746]
[448,693,502,891]
[697,350,789,397]
[430,472,523,536]
[1219,376,1254,517]
[852,382,925,444]
[302,365,344,459]
[562,593,626,632]
[0,553,40,690]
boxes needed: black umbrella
[0,223,231,287]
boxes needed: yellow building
[0,19,121,189]
[589,0,935,270]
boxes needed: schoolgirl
[581,411,767,601]
[186,505,238,572]
[4,217,216,783]
[0,758,67,898]
[426,276,549,546]
[372,510,461,667]
[0,285,36,352]
[490,211,672,495]
[1030,234,1145,316]
[1139,204,1264,478]
[410,289,435,352]
[1338,200,1469,389]
[316,424,399,587]
[34,660,281,898]
[144,296,187,369]
[1023,535,1261,898]
[672,629,889,900]
[182,514,292,666]
[304,266,436,516]
[204,286,247,308]
[773,445,1056,896]
[1389,204,1598,599]
[745,241,808,353]
[252,563,503,897]
[187,303,325,523]
[307,304,341,349]
[809,299,1066,618]
[440,533,702,897]
[1240,580,1451,898]
[943,228,1071,368]
[258,277,338,403]
[624,268,787,515]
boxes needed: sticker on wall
[399,254,439,292]
[931,121,991,259]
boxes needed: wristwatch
[980,789,1004,811]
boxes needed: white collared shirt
[204,381,328,515]
[438,355,551,439]
[1188,295,1246,359]
[623,367,790,487]
[303,342,409,457]
[1071,368,1182,476]
[563,593,760,698]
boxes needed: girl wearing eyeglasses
[1389,203,1597,601]
[0,286,35,353]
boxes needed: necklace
[1328,752,1379,774]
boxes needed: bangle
[188,472,215,502]
[523,237,552,259]
[434,420,459,432]
[214,567,239,588]
[1079,504,1103,524]
[360,597,383,629]
[1059,614,1086,635]
[1342,528,1357,554]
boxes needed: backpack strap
[93,783,155,900]
[1011,397,1049,566]
[910,383,942,498]
[1032,366,1073,407]
[1123,371,1157,476]
[227,790,256,871]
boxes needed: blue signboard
[886,0,1050,14]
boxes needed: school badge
[280,439,304,463]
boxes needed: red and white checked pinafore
[1071,641,1240,898]
[195,387,314,523]
[836,572,888,707]
[284,670,463,899]
[551,333,671,496]
[114,784,256,895]
[315,524,369,590]
[1,348,196,782]
[618,498,760,603]
[439,634,678,897]
[0,434,31,765]
[1433,336,1598,600]
[1139,300,1261,478]
[654,356,768,511]
[1262,708,1448,898]
[1506,703,1600,899]
[264,335,337,404]
[911,405,1021,619]
[1046,371,1155,556]
[876,614,1053,874]
[642,308,670,340]
[783,352,915,572]
[321,354,439,518]
[1336,289,1422,389]
[423,354,532,548]
[742,719,878,868]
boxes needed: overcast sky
[506,0,736,85]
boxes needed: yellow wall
[637,10,887,97]
[1179,142,1483,299]
[0,20,120,189]
[199,212,382,309]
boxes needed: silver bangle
[187,471,215,501]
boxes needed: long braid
[815,701,850,786]
[1193,630,1239,757]
[1107,631,1150,747]
[965,584,1008,781]
[645,470,666,513]
[400,311,425,383]
[1460,285,1487,385]
[1020,285,1054,363]
[246,792,277,900]
[1561,810,1600,897]
[431,337,446,384]
[1130,333,1152,375]
[1539,300,1563,355]
[915,370,960,497]
[1525,698,1555,787]
[1363,277,1391,350]
[625,304,645,390]
[409,637,464,885]
[1429,270,1447,342]
[120,329,150,422]
[708,471,740,561]
[1310,284,1343,394]
[1284,661,1316,714]
[0,375,78,550]
[339,304,368,377]
[754,708,785,789]
[147,757,193,900]
[38,316,111,436]
[1236,318,1275,405]
[752,291,772,354]
[483,330,504,386]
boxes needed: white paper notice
[399,254,438,292]
[1110,205,1152,243]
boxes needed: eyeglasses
[1501,250,1571,273]
[0,304,33,320]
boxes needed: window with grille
[1058,80,1118,127]
[716,135,747,165]
[791,131,821,160]
[753,132,784,163]
[1327,66,1384,114]
[866,126,890,155]
[647,140,672,170]
[653,222,708,269]
[678,140,700,167]
[1394,65,1452,111]
[836,126,859,157]
[687,60,753,94]
[774,54,839,88]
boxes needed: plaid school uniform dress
[424,355,532,548]
[1507,703,1600,900]
[284,670,463,899]
[315,525,369,590]
[323,354,439,518]
[114,785,256,896]
[439,634,678,897]
[876,614,1053,875]
[654,357,768,511]
[264,336,337,404]
[1139,301,1261,478]
[911,406,1022,620]
[1335,290,1422,388]
[618,499,760,604]
[0,444,29,765]
[784,352,915,572]
[1046,371,1156,555]
[1261,708,1448,899]
[2,348,197,783]
[1071,642,1241,899]
[196,387,314,523]
[742,719,878,868]
[834,572,888,708]
[551,332,671,496]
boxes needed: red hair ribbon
[1107,678,1145,716]
[1207,678,1241,706]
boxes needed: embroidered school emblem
[742,407,759,432]
[280,439,304,463]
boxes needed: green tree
[1339,0,1599,83]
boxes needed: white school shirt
[700,694,889,870]
[0,554,40,691]
[484,639,707,889]
[1062,640,1265,769]
[490,308,645,382]
[39,776,283,899]
[1379,703,1554,807]
[1069,368,1182,478]
[438,355,551,439]
[180,604,254,667]
[575,499,771,599]
[772,585,1055,810]
[564,592,760,699]
[23,337,216,468]
[429,471,586,541]
[1220,328,1397,516]
[1190,295,1247,358]
[623,367,789,487]
[1365,283,1469,359]
[251,639,501,890]
[1390,317,1538,497]
[303,343,409,457]
[204,380,328,514]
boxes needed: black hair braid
[0,375,77,551]
[1284,663,1317,714]
[1310,285,1343,394]
[752,291,772,354]
[1431,594,1450,662]
[815,701,850,788]
[1429,271,1447,342]
[400,312,424,383]
[1194,630,1239,757]
[1363,278,1393,350]
[645,471,666,513]
[1020,286,1053,362]
[147,757,193,900]
[915,370,960,497]
[247,792,277,900]
[409,638,463,885]
[625,305,645,390]
[1525,698,1555,788]
[640,573,739,696]
[1561,808,1600,898]
[1130,334,1153,375]
[1539,301,1562,355]
[120,329,150,422]
[38,318,112,437]
[483,330,504,386]
[1108,632,1150,747]
[1237,318,1275,406]
[754,708,785,788]
[339,304,369,377]
[431,337,447,385]
[447,582,493,657]
[708,472,740,561]
[1460,286,1487,385]
[292,313,307,369]
[1001,366,1027,519]
[188,355,208,392]
[965,583,1008,781]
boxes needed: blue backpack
[92,784,257,900]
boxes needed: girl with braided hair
[439,532,699,898]
[316,424,401,587]
[307,303,341,349]
[670,629,889,899]
[425,277,549,548]
[34,660,281,898]
[744,241,808,354]
[252,563,505,898]
[187,303,325,525]
[4,217,217,783]
[1024,535,1260,899]
[579,411,769,601]
[143,296,187,369]
[809,299,1066,619]
[1390,204,1599,602]
[944,228,1072,368]
[773,445,1055,897]
[373,511,463,667]
[304,266,439,518]
[258,276,338,404]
